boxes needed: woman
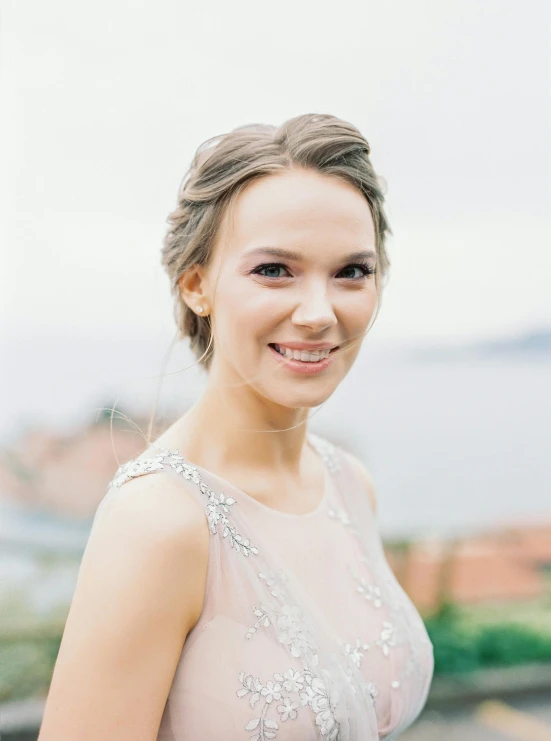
[38,113,434,740]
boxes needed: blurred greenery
[2,546,551,701]
[0,636,62,702]
[3,602,551,701]
[0,550,76,701]
[425,600,551,675]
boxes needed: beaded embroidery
[348,564,383,608]
[241,566,343,738]
[108,446,260,557]
[237,663,341,741]
[339,637,371,669]
[325,475,433,699]
[308,432,341,474]
[107,433,432,739]
[109,435,346,738]
[108,433,338,558]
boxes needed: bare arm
[38,473,209,741]
[343,450,378,515]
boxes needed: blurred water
[1,331,549,541]
[1,331,550,628]
[313,350,551,539]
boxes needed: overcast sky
[2,0,550,344]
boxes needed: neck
[167,369,313,476]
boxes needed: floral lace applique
[258,569,290,603]
[338,637,370,669]
[348,564,383,608]
[245,570,293,640]
[376,621,398,657]
[346,672,379,708]
[240,568,343,739]
[327,506,361,538]
[326,474,430,698]
[245,606,272,641]
[109,446,260,557]
[277,604,320,659]
[363,681,379,704]
[110,456,166,488]
[308,432,341,474]
[328,506,351,526]
[338,638,378,710]
[237,664,340,741]
[112,440,344,738]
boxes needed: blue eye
[337,263,377,280]
[251,263,290,279]
[250,262,376,280]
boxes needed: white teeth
[273,344,331,362]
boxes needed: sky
[1,0,550,345]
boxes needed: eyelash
[251,262,377,280]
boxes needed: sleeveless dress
[100,432,434,740]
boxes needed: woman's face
[202,167,379,409]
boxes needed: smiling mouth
[268,342,339,363]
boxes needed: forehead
[214,169,376,261]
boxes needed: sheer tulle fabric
[97,433,433,740]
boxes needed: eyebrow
[242,246,377,262]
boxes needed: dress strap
[107,442,191,490]
[108,434,342,490]
[107,452,166,489]
[307,431,342,474]
[105,444,260,558]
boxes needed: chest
[158,510,433,741]
[207,464,327,517]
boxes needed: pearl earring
[196,305,203,314]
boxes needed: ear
[178,265,210,315]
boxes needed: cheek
[338,293,377,350]
[217,280,290,327]
[212,277,377,350]
[341,290,377,323]
[213,283,278,349]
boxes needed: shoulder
[341,449,378,515]
[38,465,210,738]
[101,457,209,543]
[90,462,210,630]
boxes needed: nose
[291,282,338,333]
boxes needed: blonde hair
[161,113,392,371]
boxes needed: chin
[269,387,337,410]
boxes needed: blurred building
[1,417,550,615]
[0,415,154,519]
[387,526,551,614]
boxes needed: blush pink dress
[100,432,434,740]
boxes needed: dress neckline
[146,432,333,520]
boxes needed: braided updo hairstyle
[161,113,392,371]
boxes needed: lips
[268,342,337,360]
[269,342,339,351]
[267,343,337,373]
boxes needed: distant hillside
[477,328,551,356]
[408,328,551,362]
